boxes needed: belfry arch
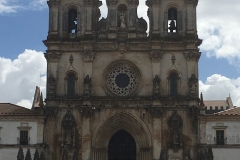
[91,112,152,160]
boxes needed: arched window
[67,73,76,95]
[170,72,178,96]
[168,8,177,33]
[68,9,77,33]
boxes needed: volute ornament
[44,52,61,62]
[149,50,164,62]
[183,51,201,61]
[81,50,96,63]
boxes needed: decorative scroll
[81,50,96,63]
[44,52,61,62]
[149,50,164,62]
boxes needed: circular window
[105,62,141,96]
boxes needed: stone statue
[65,129,73,145]
[119,13,126,28]
[153,75,161,95]
[83,75,92,96]
[189,74,198,95]
[48,75,56,97]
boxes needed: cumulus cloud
[199,74,240,107]
[0,49,46,109]
[197,0,240,66]
[0,0,47,14]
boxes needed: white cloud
[0,0,47,14]
[0,0,21,13]
[197,0,240,66]
[199,74,240,107]
[0,49,46,109]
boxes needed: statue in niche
[153,75,161,96]
[159,147,168,160]
[83,75,92,96]
[168,110,183,150]
[189,74,198,95]
[65,129,74,145]
[62,110,76,147]
[47,75,56,97]
[119,13,126,28]
[172,129,179,144]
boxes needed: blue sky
[0,0,240,108]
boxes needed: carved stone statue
[47,75,56,97]
[83,75,92,96]
[168,110,183,150]
[159,147,168,160]
[153,75,161,96]
[189,74,198,95]
[119,13,126,28]
[62,110,76,146]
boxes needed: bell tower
[43,0,202,159]
[147,0,198,37]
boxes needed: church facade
[43,0,203,159]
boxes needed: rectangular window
[20,130,28,145]
[216,130,224,145]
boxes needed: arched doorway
[108,130,136,160]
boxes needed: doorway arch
[108,130,136,160]
[91,112,152,160]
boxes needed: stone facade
[43,0,202,159]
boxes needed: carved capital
[149,50,164,62]
[149,107,164,117]
[84,0,93,6]
[47,1,60,7]
[81,51,96,63]
[185,0,198,5]
[106,0,118,5]
[44,52,61,62]
[44,107,59,117]
[183,51,201,61]
[79,106,95,118]
[146,0,159,6]
[128,0,139,5]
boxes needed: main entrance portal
[108,130,136,160]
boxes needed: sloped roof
[204,97,234,110]
[214,107,240,116]
[0,103,36,115]
[204,100,228,107]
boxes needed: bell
[169,20,176,33]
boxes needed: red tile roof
[0,103,37,115]
[214,107,240,116]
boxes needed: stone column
[47,1,60,34]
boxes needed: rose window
[106,63,141,96]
